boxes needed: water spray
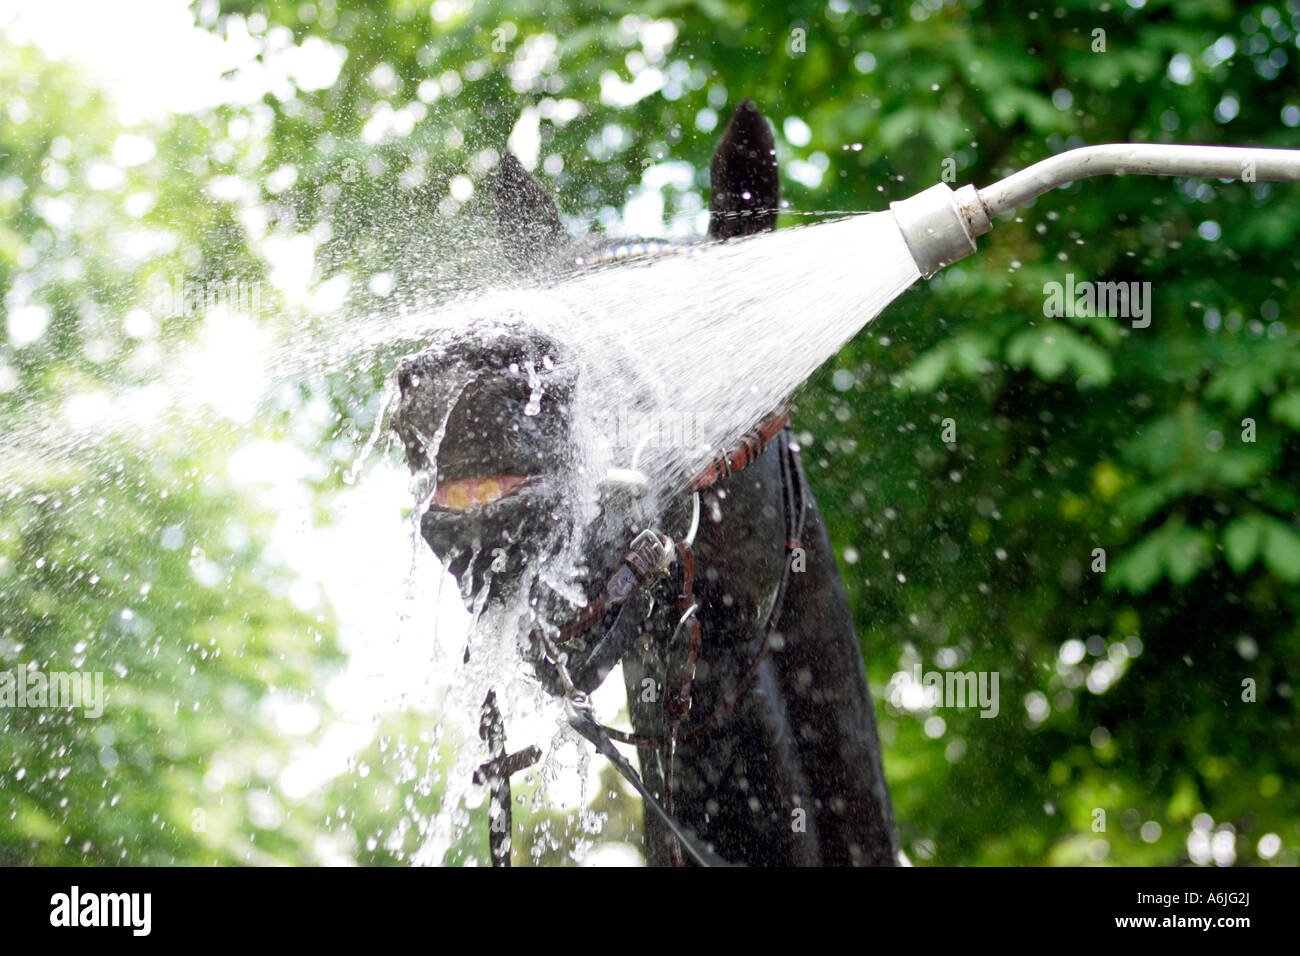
[889,144,1300,277]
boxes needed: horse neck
[624,443,797,862]
[625,438,900,866]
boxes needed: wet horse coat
[395,100,897,865]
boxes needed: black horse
[391,100,897,866]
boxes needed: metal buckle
[628,528,675,574]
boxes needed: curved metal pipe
[889,143,1300,277]
[980,143,1300,218]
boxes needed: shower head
[889,143,1300,277]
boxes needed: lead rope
[473,691,542,867]
[662,539,700,866]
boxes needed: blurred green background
[2,0,1297,865]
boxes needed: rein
[477,409,806,867]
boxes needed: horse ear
[491,152,566,273]
[708,99,780,239]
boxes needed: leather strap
[567,708,728,867]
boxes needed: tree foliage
[3,0,1298,865]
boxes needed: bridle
[475,406,809,867]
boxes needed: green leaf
[1029,336,1067,380]
[1263,522,1300,583]
[1006,325,1112,385]
[1222,517,1261,573]
[1206,366,1265,412]
[1110,528,1167,594]
[1269,391,1300,430]
[1064,335,1114,386]
[902,346,953,392]
[1213,449,1269,488]
[1166,528,1211,585]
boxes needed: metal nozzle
[889,143,1300,278]
[889,183,992,278]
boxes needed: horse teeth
[443,483,472,510]
[433,476,528,511]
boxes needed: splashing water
[5,199,923,866]
[406,211,922,864]
[344,380,400,486]
[416,212,921,501]
[560,212,921,493]
[2,212,918,501]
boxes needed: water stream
[409,212,922,500]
